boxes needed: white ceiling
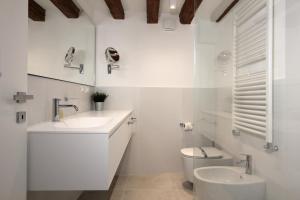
[77,0,225,24]
[35,0,225,24]
[82,0,186,14]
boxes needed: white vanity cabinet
[28,111,133,191]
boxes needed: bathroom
[0,0,299,200]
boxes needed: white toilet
[181,147,233,183]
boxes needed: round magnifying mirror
[105,47,120,63]
[65,47,76,64]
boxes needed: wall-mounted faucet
[53,98,79,122]
[238,154,252,175]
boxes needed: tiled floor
[110,173,193,200]
[79,173,193,200]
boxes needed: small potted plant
[92,92,108,111]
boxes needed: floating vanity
[28,110,133,191]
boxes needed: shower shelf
[200,111,232,119]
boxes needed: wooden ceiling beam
[147,0,160,24]
[216,0,239,22]
[28,0,46,21]
[50,0,80,18]
[179,0,203,24]
[104,0,125,20]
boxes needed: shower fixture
[64,47,84,74]
[105,47,120,74]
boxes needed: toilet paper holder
[179,122,193,131]
[179,122,186,128]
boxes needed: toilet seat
[181,147,223,159]
[181,147,233,183]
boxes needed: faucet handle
[239,154,252,175]
[240,154,252,159]
[64,97,79,101]
[237,154,252,165]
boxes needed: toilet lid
[201,147,223,159]
[181,147,223,159]
[181,148,204,158]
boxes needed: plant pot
[95,102,104,111]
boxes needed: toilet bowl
[181,147,233,183]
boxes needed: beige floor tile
[169,173,186,189]
[109,173,194,200]
[114,176,128,190]
[174,189,194,200]
[124,173,173,190]
[110,189,123,200]
[123,189,177,200]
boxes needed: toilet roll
[180,122,193,131]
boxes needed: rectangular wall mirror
[28,0,96,86]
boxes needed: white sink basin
[194,166,265,200]
[54,117,112,129]
[28,111,132,135]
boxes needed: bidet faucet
[53,98,79,122]
[238,154,252,175]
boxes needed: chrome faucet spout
[53,98,79,122]
[59,104,79,112]
[238,154,252,175]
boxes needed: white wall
[194,1,300,199]
[99,87,198,175]
[28,5,96,86]
[27,75,93,126]
[96,12,194,88]
[96,12,197,175]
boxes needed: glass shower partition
[192,0,235,198]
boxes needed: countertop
[27,110,133,135]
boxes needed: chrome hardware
[108,64,120,74]
[13,92,34,103]
[211,141,216,147]
[64,63,84,74]
[179,122,193,132]
[64,47,84,74]
[238,154,252,175]
[232,129,241,136]
[179,122,186,128]
[64,97,79,102]
[53,98,79,122]
[199,147,208,158]
[106,47,120,74]
[16,111,26,123]
[264,142,279,152]
[128,116,137,125]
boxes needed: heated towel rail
[233,0,277,151]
